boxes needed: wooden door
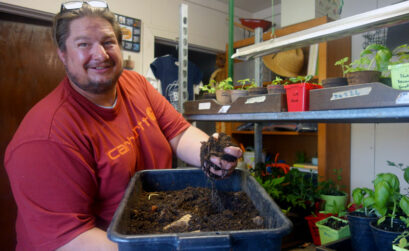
[0,13,65,250]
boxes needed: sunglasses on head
[60,0,109,13]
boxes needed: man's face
[58,16,123,95]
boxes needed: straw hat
[262,48,304,78]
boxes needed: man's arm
[57,227,117,251]
[169,126,242,177]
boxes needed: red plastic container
[284,83,322,112]
[305,213,334,246]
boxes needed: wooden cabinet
[219,16,352,194]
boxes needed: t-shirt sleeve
[5,140,97,250]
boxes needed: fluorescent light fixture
[232,1,409,60]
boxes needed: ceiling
[217,0,278,13]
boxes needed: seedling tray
[107,168,292,251]
[310,82,409,110]
[183,94,287,115]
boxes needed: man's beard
[66,66,123,94]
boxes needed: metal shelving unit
[184,106,409,123]
[185,2,409,191]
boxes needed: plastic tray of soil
[107,168,292,251]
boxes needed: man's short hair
[52,4,122,52]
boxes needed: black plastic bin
[107,168,292,251]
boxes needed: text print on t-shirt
[106,107,157,160]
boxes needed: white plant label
[330,87,372,101]
[396,92,409,104]
[198,102,211,110]
[218,105,231,113]
[245,96,266,104]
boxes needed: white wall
[1,0,252,75]
[340,0,409,192]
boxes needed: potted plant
[254,165,321,246]
[284,75,322,112]
[321,57,349,88]
[343,44,385,85]
[246,79,267,96]
[363,162,409,251]
[267,76,288,94]
[368,172,409,251]
[215,77,234,105]
[348,186,378,251]
[343,43,409,86]
[318,168,348,214]
[199,83,216,100]
[230,78,255,103]
[316,215,351,245]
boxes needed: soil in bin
[323,218,347,230]
[126,186,266,234]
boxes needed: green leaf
[404,167,409,184]
[399,237,408,248]
[377,216,386,225]
[374,180,391,210]
[363,196,375,208]
[352,188,363,205]
[400,196,409,216]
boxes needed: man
[4,2,241,250]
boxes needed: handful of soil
[200,133,237,179]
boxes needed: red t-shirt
[4,70,190,250]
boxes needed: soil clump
[126,186,266,234]
[200,133,237,179]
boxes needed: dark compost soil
[200,133,237,179]
[322,217,348,230]
[126,186,266,234]
[375,217,408,232]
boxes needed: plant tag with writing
[245,96,266,104]
[218,105,231,113]
[330,87,372,101]
[198,102,211,110]
[396,92,409,104]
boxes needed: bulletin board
[114,13,141,52]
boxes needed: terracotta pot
[322,77,348,88]
[215,89,231,105]
[230,89,248,103]
[346,71,380,85]
[267,85,286,94]
[248,86,267,95]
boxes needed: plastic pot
[370,218,403,251]
[316,216,351,245]
[230,89,248,103]
[346,70,381,85]
[267,85,286,94]
[347,212,378,251]
[322,77,348,88]
[320,193,348,213]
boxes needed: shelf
[184,106,409,123]
[232,130,317,136]
[232,1,409,59]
